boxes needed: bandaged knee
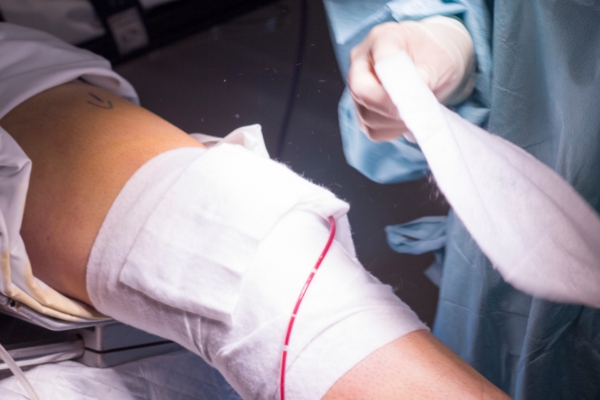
[87,127,427,399]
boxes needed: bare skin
[0,82,205,304]
[0,82,509,399]
[323,330,508,400]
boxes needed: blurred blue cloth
[385,216,446,287]
[324,1,600,398]
[385,216,447,255]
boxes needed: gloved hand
[348,16,476,142]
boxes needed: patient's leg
[0,81,204,304]
[0,81,507,400]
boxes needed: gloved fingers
[365,22,435,89]
[348,22,414,115]
[367,22,411,65]
[348,51,394,116]
[348,22,437,141]
[353,99,409,141]
[348,16,475,119]
[347,17,475,142]
[363,126,410,142]
[354,103,400,128]
[348,27,409,142]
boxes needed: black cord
[275,0,308,160]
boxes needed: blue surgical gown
[324,1,600,398]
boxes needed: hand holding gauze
[375,51,600,308]
[348,16,475,142]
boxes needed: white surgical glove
[348,16,476,142]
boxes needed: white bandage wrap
[87,130,427,399]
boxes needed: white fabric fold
[376,51,600,308]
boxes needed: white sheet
[0,349,241,400]
[375,51,600,308]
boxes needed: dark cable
[275,0,308,160]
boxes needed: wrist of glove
[417,16,476,106]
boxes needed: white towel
[376,51,600,308]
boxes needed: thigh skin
[0,82,204,304]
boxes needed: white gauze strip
[375,51,600,308]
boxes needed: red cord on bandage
[280,216,337,400]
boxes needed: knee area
[205,210,423,399]
[238,210,373,324]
